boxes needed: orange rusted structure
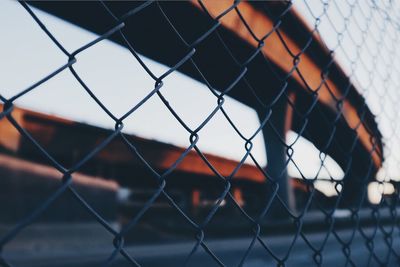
[191,0,382,168]
[0,104,264,184]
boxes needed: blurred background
[1,1,400,266]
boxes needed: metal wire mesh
[1,0,400,266]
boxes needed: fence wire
[1,0,400,266]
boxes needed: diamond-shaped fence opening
[1,1,400,266]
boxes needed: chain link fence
[1,0,400,266]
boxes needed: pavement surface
[1,223,399,267]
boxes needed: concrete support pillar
[257,93,296,218]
